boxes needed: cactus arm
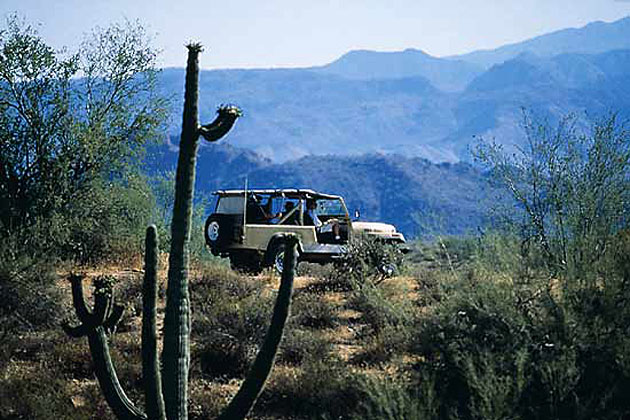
[142,225,166,420]
[88,327,148,420]
[217,234,298,420]
[161,42,202,420]
[104,304,125,333]
[69,274,93,323]
[62,322,90,338]
[93,289,112,326]
[65,275,146,420]
[198,105,242,142]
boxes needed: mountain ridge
[155,16,630,163]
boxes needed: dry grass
[0,258,422,420]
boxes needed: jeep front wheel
[266,241,299,275]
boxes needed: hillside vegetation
[1,15,630,420]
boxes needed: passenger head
[306,199,317,210]
[284,201,295,211]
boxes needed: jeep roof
[214,188,342,200]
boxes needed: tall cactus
[65,44,294,420]
[142,225,165,420]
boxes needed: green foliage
[258,358,363,418]
[278,328,333,366]
[290,291,339,329]
[350,376,428,420]
[333,235,405,285]
[413,237,630,420]
[190,266,272,380]
[0,255,64,338]
[475,111,630,280]
[0,15,168,262]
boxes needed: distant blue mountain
[313,48,483,91]
[156,16,630,164]
[159,68,458,162]
[452,16,630,68]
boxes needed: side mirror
[354,209,361,220]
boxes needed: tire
[266,240,298,275]
[270,242,286,274]
[229,251,262,275]
[204,216,221,246]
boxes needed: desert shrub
[50,337,95,380]
[475,112,630,280]
[290,291,339,329]
[414,272,563,419]
[351,323,412,367]
[278,328,333,366]
[297,261,336,279]
[334,235,405,284]
[349,376,429,420]
[58,175,154,264]
[0,372,79,420]
[111,272,147,333]
[0,255,65,339]
[0,16,168,264]
[190,265,273,381]
[257,358,364,418]
[196,332,253,380]
[348,279,413,333]
[413,258,630,420]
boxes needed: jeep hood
[352,221,397,234]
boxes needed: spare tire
[204,216,222,246]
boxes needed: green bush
[190,265,273,381]
[0,16,168,264]
[333,235,405,285]
[413,258,630,420]
[0,255,65,338]
[350,376,429,420]
[475,112,630,280]
[257,358,363,418]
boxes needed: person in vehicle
[277,201,299,225]
[304,199,341,242]
[246,194,277,223]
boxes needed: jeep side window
[216,196,244,214]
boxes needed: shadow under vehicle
[204,188,407,274]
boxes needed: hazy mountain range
[150,16,630,236]
[158,16,630,163]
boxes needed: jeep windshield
[315,198,347,218]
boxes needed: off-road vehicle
[204,188,407,273]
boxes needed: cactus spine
[65,44,293,420]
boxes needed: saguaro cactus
[65,44,294,420]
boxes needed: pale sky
[2,0,630,69]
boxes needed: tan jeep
[204,188,407,273]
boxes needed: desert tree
[475,110,630,281]
[0,15,168,259]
